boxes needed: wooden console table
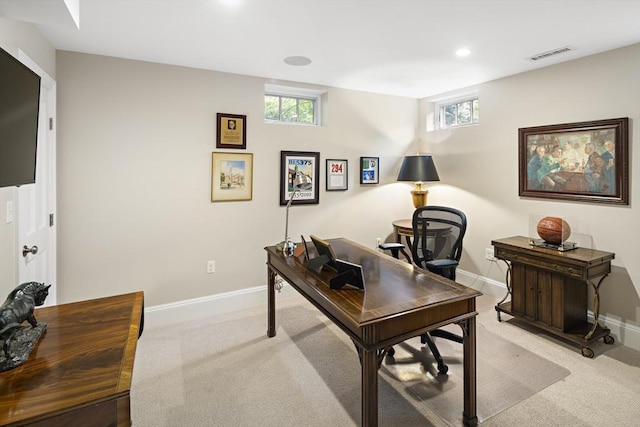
[492,236,614,357]
[0,291,144,426]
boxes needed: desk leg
[267,267,276,338]
[462,316,478,427]
[361,347,378,427]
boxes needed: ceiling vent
[528,46,574,61]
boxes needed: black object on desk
[330,259,366,290]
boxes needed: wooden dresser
[492,236,614,357]
[0,291,144,426]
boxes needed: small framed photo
[360,156,379,184]
[280,151,320,205]
[326,159,348,191]
[216,113,246,149]
[519,117,628,205]
[211,152,253,202]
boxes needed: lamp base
[276,239,296,257]
[410,186,429,209]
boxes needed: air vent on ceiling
[528,46,574,61]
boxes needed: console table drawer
[496,248,584,279]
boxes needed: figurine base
[0,323,47,372]
[529,238,578,252]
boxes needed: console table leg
[496,259,512,306]
[584,274,607,341]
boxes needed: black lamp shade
[397,155,440,182]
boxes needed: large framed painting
[211,152,253,202]
[519,117,628,205]
[280,151,320,205]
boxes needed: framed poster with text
[280,151,320,205]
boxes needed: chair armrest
[378,242,406,260]
[424,259,459,269]
[378,243,405,251]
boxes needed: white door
[16,51,56,305]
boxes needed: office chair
[379,206,467,374]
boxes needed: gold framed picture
[211,152,253,202]
[216,113,246,149]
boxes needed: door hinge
[49,213,54,227]
[49,117,54,130]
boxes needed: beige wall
[0,18,55,296]
[55,51,417,306]
[1,15,638,345]
[419,44,640,335]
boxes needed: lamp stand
[276,190,298,256]
[410,182,428,208]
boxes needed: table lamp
[397,155,440,208]
[276,168,313,256]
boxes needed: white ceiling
[2,0,640,98]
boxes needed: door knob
[22,245,39,257]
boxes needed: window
[264,84,323,125]
[437,96,479,129]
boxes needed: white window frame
[432,91,479,130]
[264,84,324,126]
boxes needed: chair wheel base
[437,364,449,375]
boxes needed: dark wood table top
[392,219,451,236]
[0,291,144,426]
[266,237,480,328]
[492,235,615,264]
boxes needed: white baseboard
[144,285,298,329]
[145,271,639,351]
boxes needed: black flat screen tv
[0,46,41,188]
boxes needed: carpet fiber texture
[132,298,570,426]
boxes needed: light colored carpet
[131,293,572,426]
[384,324,570,425]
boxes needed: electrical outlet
[207,260,216,274]
[485,247,496,261]
[376,237,382,248]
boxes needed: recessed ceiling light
[456,48,471,57]
[284,56,312,66]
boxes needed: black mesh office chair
[379,206,467,374]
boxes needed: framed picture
[280,151,320,205]
[216,113,246,149]
[519,117,628,205]
[211,152,253,202]
[326,159,348,191]
[360,156,379,184]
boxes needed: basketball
[537,216,571,245]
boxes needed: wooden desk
[492,236,614,357]
[0,292,144,427]
[266,238,481,426]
